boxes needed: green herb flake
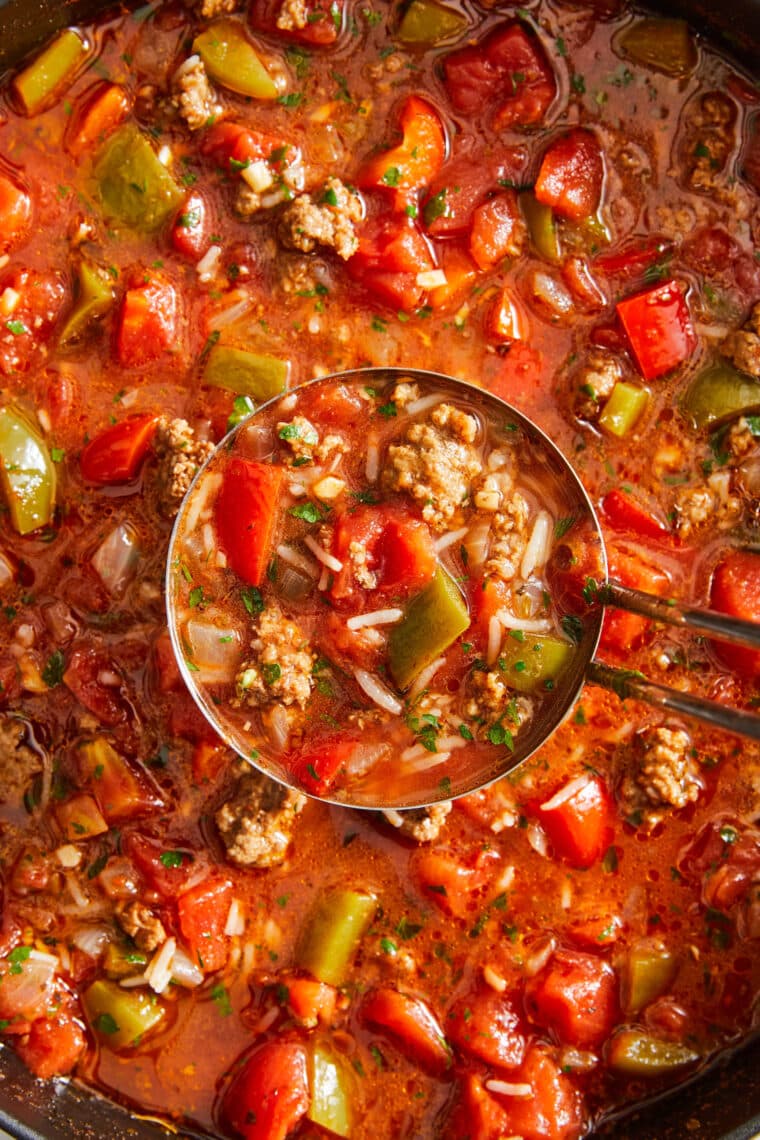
[290,501,321,523]
[95,1012,120,1035]
[241,586,265,615]
[42,650,66,688]
[211,983,232,1017]
[159,850,185,868]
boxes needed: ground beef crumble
[0,717,42,802]
[216,763,306,868]
[171,56,220,132]
[154,417,214,514]
[620,726,702,817]
[116,900,167,952]
[574,350,622,420]
[236,606,315,709]
[674,470,741,538]
[721,301,760,379]
[194,0,240,16]
[383,802,452,843]
[279,178,363,261]
[383,402,482,531]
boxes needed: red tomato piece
[595,236,673,281]
[297,380,366,429]
[0,171,31,251]
[222,1041,310,1140]
[285,976,337,1026]
[446,1075,512,1140]
[525,950,619,1049]
[616,280,697,381]
[534,129,604,221]
[330,504,436,603]
[191,740,228,784]
[469,191,523,271]
[348,213,436,311]
[80,414,158,484]
[710,549,760,676]
[65,82,131,157]
[0,269,66,376]
[443,22,556,130]
[201,122,298,175]
[287,736,359,796]
[62,645,126,726]
[412,846,499,919]
[124,833,208,899]
[362,988,450,1074]
[447,986,526,1069]
[428,246,479,311]
[568,914,622,950]
[216,458,284,587]
[250,0,343,45]
[357,95,447,212]
[538,773,612,869]
[117,278,178,367]
[16,1010,85,1080]
[485,284,529,343]
[601,488,671,542]
[601,546,669,654]
[177,877,233,973]
[490,1044,584,1140]
[422,148,528,237]
[171,191,212,261]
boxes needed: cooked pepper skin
[388,566,470,690]
[0,405,56,535]
[296,890,376,985]
[94,123,184,232]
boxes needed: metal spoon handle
[587,660,760,741]
[602,580,760,650]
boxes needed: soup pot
[0,0,757,1138]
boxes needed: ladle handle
[603,580,760,650]
[587,660,760,741]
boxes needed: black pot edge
[0,0,757,1137]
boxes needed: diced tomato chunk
[201,121,298,175]
[330,504,436,603]
[63,645,126,726]
[124,833,208,899]
[0,171,31,251]
[538,773,612,869]
[117,278,177,367]
[348,213,436,311]
[596,236,673,281]
[284,975,337,1026]
[446,1075,512,1140]
[412,846,499,918]
[171,191,213,261]
[177,877,233,973]
[65,82,131,156]
[250,0,343,45]
[525,950,619,1049]
[534,129,604,221]
[287,736,359,796]
[362,988,450,1074]
[77,738,163,823]
[469,190,523,270]
[616,280,697,380]
[443,22,556,130]
[428,246,478,311]
[601,545,669,654]
[568,914,622,950]
[447,985,526,1069]
[191,740,228,784]
[216,458,284,587]
[709,549,760,676]
[0,269,66,376]
[422,148,528,237]
[222,1041,310,1140]
[16,1010,86,1079]
[80,414,158,484]
[490,1045,584,1140]
[601,488,671,542]
[357,95,446,212]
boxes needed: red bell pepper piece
[117,278,178,367]
[443,21,556,130]
[525,950,619,1049]
[538,773,611,869]
[177,877,233,973]
[427,246,479,311]
[287,736,359,796]
[80,414,158,484]
[616,279,697,380]
[171,191,213,261]
[447,985,526,1069]
[710,549,760,676]
[250,0,343,45]
[601,487,671,541]
[469,190,523,270]
[534,128,604,221]
[222,1041,310,1140]
[65,81,131,157]
[0,172,31,251]
[215,458,284,587]
[357,95,446,212]
[16,1010,85,1080]
[362,988,450,1074]
[348,214,436,311]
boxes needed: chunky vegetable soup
[0,0,759,1136]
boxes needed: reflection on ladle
[166,368,760,810]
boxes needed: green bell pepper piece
[520,192,561,264]
[202,343,289,401]
[388,566,470,691]
[683,362,760,429]
[396,0,468,45]
[13,29,88,116]
[622,944,677,1014]
[60,260,114,345]
[83,978,165,1049]
[194,19,279,100]
[94,123,184,233]
[103,941,148,981]
[307,1042,353,1137]
[297,889,376,986]
[599,381,649,438]
[498,633,573,694]
[618,18,697,77]
[608,1029,699,1076]
[0,405,56,535]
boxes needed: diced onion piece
[312,475,345,500]
[145,937,176,995]
[0,949,58,1020]
[524,934,556,976]
[526,820,549,857]
[434,526,469,553]
[56,844,82,868]
[279,566,313,602]
[353,668,403,715]
[483,964,507,993]
[520,510,553,579]
[416,269,447,289]
[406,393,444,417]
[185,472,222,535]
[0,287,20,315]
[346,608,403,631]
[242,159,274,193]
[170,946,204,988]
[185,618,242,683]
[539,773,590,813]
[276,543,319,577]
[210,294,254,331]
[462,519,491,568]
[91,522,140,595]
[66,873,90,909]
[485,1080,533,1098]
[224,898,245,937]
[303,534,343,572]
[531,270,574,315]
[496,609,551,633]
[72,926,110,959]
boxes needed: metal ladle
[166,368,760,810]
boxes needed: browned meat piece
[116,900,167,952]
[390,802,452,843]
[154,417,215,514]
[574,350,621,420]
[0,717,42,802]
[686,92,737,193]
[721,302,760,378]
[216,764,306,867]
[620,726,702,821]
[171,56,220,131]
[236,606,316,710]
[278,178,363,261]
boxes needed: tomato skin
[362,988,450,1074]
[348,213,435,311]
[215,458,284,587]
[222,1041,310,1140]
[177,877,233,973]
[525,950,619,1049]
[469,190,523,270]
[330,504,436,603]
[616,279,697,381]
[16,1010,85,1079]
[538,773,612,869]
[80,414,158,484]
[357,95,446,211]
[447,985,526,1069]
[171,191,212,261]
[117,278,178,367]
[534,129,604,221]
[710,549,760,676]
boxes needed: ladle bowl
[166,368,760,810]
